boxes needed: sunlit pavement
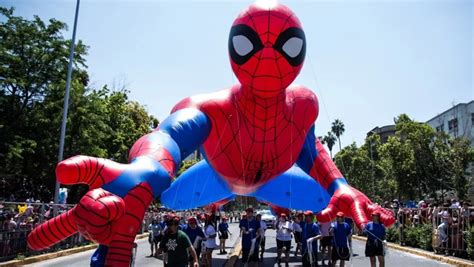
[24,222,454,266]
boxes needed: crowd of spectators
[381,198,474,256]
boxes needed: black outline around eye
[273,27,306,66]
[229,24,264,65]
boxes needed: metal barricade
[431,207,472,257]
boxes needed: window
[448,118,458,131]
[436,124,444,132]
[471,113,474,125]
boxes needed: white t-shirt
[293,221,302,233]
[319,222,331,237]
[276,221,293,241]
[204,225,218,249]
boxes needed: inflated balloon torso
[173,84,318,194]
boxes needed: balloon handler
[27,1,395,266]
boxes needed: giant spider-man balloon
[28,2,394,266]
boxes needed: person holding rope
[239,208,261,266]
[275,213,293,265]
[159,216,199,267]
[302,211,322,267]
[147,218,163,257]
[256,213,267,261]
[319,220,333,266]
[364,211,386,267]
[183,217,205,265]
[330,212,352,267]
[218,217,231,254]
[293,213,304,258]
[203,214,218,267]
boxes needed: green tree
[0,8,157,202]
[322,132,337,158]
[331,119,345,151]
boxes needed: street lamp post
[54,0,81,209]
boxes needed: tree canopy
[334,114,473,203]
[0,7,157,202]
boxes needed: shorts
[321,236,332,247]
[331,247,350,261]
[294,232,302,243]
[149,234,161,244]
[241,246,259,263]
[365,240,384,257]
[219,231,229,240]
[276,239,291,251]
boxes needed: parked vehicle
[256,210,276,229]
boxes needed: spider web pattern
[173,83,317,195]
[309,139,344,189]
[231,9,303,96]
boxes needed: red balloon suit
[27,2,394,266]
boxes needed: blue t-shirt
[331,222,352,248]
[239,218,260,248]
[364,222,386,242]
[218,222,229,233]
[302,222,320,253]
[183,225,205,243]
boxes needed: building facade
[426,100,474,146]
[367,125,396,143]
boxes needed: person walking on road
[275,213,293,266]
[218,217,231,254]
[301,211,322,267]
[148,219,163,257]
[330,212,352,267]
[256,213,267,261]
[183,217,205,265]
[364,211,386,267]
[159,216,199,267]
[293,213,303,257]
[319,220,333,266]
[203,214,218,267]
[239,208,261,266]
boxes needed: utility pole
[54,0,81,210]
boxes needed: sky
[3,0,473,154]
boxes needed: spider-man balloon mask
[229,2,306,98]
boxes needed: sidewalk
[352,235,474,267]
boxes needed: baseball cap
[280,213,287,217]
[372,210,381,216]
[303,210,314,216]
[336,211,345,217]
[246,208,254,213]
[188,217,197,224]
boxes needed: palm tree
[322,132,336,158]
[331,119,345,151]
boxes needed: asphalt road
[234,229,455,267]
[25,223,241,267]
[24,222,455,267]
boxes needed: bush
[465,226,474,260]
[402,223,433,250]
[416,223,433,251]
[386,226,399,243]
[404,226,419,247]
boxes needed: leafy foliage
[333,114,473,202]
[465,225,474,260]
[331,119,345,151]
[0,8,157,202]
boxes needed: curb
[224,236,242,267]
[352,235,474,267]
[0,233,149,267]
